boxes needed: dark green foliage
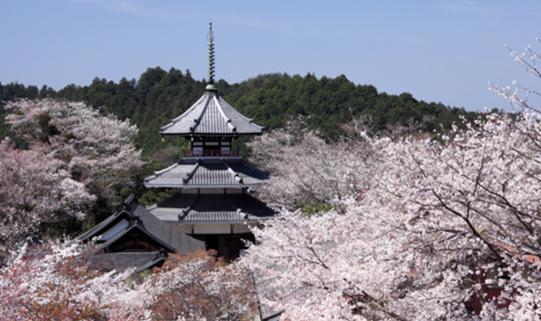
[300,201,334,216]
[1,68,477,154]
[227,73,478,139]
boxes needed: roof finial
[206,21,217,91]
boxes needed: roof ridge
[182,161,200,184]
[95,223,175,253]
[213,94,237,132]
[160,93,208,132]
[178,191,200,221]
[190,93,213,133]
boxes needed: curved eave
[148,192,276,223]
[144,183,262,189]
[144,158,269,189]
[175,217,273,225]
[159,131,264,137]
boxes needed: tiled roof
[144,158,269,188]
[149,192,276,223]
[79,195,175,253]
[160,90,263,136]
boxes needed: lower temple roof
[80,193,275,261]
[148,191,276,223]
[79,195,176,253]
[144,157,269,188]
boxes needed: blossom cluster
[0,243,257,321]
[5,99,144,201]
[0,99,143,251]
[243,114,541,321]
[0,141,94,252]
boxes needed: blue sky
[1,0,540,110]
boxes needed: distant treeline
[0,67,479,156]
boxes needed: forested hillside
[1,67,478,156]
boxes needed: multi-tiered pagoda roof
[82,22,275,268]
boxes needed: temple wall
[160,223,206,254]
[145,222,252,254]
[233,223,252,233]
[139,205,256,254]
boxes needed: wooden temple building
[81,23,275,271]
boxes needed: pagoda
[81,23,275,267]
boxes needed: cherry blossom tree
[0,242,258,321]
[490,39,541,113]
[5,99,144,207]
[133,251,258,321]
[243,113,541,321]
[0,99,144,253]
[248,121,376,212]
[9,113,541,321]
[0,140,94,255]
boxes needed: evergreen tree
[0,71,477,155]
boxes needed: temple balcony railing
[182,149,241,158]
